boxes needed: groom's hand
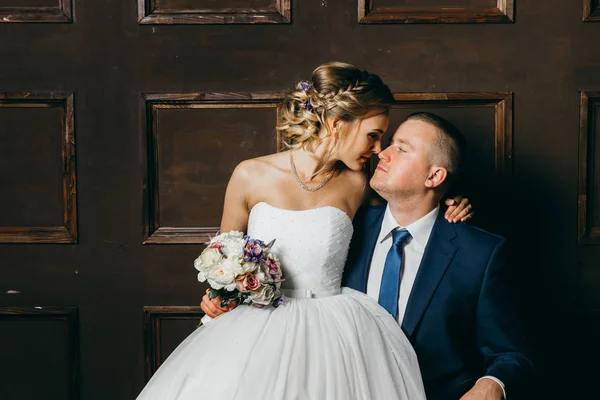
[200,289,237,318]
[460,378,504,400]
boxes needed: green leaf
[220,296,240,308]
[208,288,222,300]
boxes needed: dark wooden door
[1,1,598,399]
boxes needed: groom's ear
[425,166,448,189]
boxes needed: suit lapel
[401,212,458,338]
[354,205,386,293]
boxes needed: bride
[137,62,471,400]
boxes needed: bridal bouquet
[194,231,284,324]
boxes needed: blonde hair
[276,62,394,150]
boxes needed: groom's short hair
[405,112,466,184]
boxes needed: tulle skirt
[136,288,426,400]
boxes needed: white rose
[251,284,274,306]
[199,248,221,268]
[256,265,274,284]
[207,231,245,259]
[224,256,244,275]
[241,261,259,274]
[194,248,222,282]
[220,236,245,259]
[210,230,244,243]
[224,231,244,240]
[206,257,243,291]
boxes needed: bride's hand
[444,195,473,223]
[200,289,237,318]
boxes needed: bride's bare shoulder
[231,153,287,181]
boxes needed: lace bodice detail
[247,202,353,296]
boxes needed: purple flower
[298,81,312,91]
[302,101,313,112]
[273,295,285,308]
[243,238,266,263]
[245,237,266,247]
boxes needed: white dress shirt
[366,204,506,398]
[366,205,438,324]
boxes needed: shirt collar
[379,204,439,250]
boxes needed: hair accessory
[302,101,313,112]
[298,81,312,91]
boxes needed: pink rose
[236,273,261,292]
[266,258,281,275]
[208,242,223,251]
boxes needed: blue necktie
[378,229,412,319]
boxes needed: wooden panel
[578,92,600,244]
[377,0,497,5]
[138,0,291,24]
[0,92,77,243]
[0,0,597,397]
[577,90,600,387]
[141,92,282,244]
[584,0,600,21]
[580,246,600,308]
[376,92,512,235]
[0,105,63,226]
[0,0,56,4]
[153,0,276,10]
[143,306,203,380]
[358,0,513,23]
[0,307,79,400]
[386,92,512,178]
[0,0,72,23]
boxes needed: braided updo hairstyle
[276,62,394,150]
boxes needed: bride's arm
[443,195,473,223]
[220,161,252,232]
[201,162,252,318]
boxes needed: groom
[343,112,534,400]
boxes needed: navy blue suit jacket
[343,205,534,400]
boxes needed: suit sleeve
[477,239,535,398]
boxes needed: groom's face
[370,119,437,200]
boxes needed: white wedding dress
[137,202,426,400]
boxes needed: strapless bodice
[247,202,353,297]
